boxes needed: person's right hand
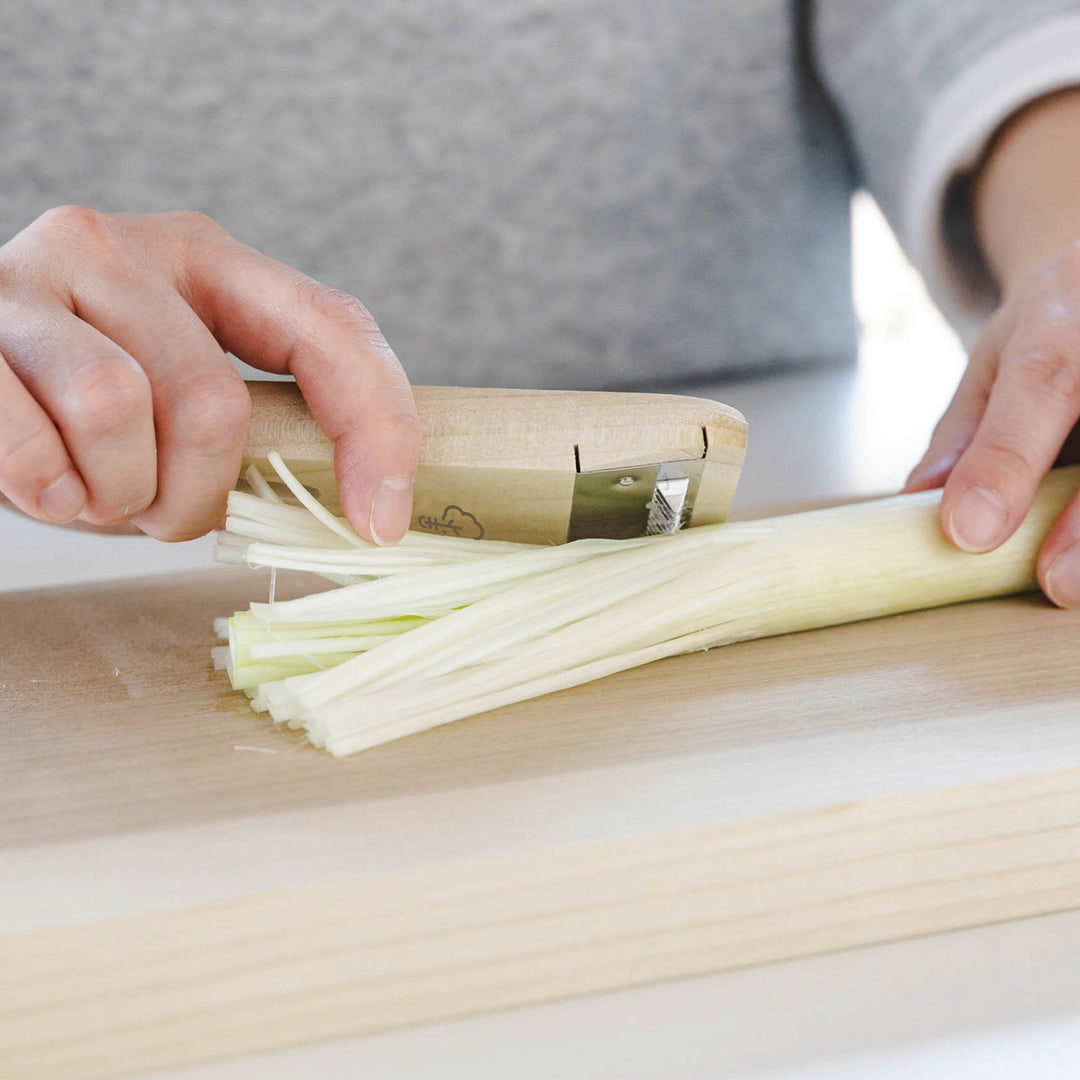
[0,206,419,544]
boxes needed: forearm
[975,86,1080,294]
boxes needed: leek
[215,456,1080,756]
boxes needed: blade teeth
[645,490,678,535]
[646,468,691,535]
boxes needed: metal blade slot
[645,463,692,535]
[569,455,706,541]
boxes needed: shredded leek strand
[215,459,1080,756]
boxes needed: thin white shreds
[223,519,350,550]
[238,541,497,576]
[246,636,401,660]
[227,489,337,530]
[260,534,720,721]
[245,535,657,624]
[226,493,353,548]
[223,477,536,586]
[267,451,363,546]
[214,456,1080,758]
[245,464,283,504]
[228,494,530,558]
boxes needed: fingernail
[949,485,1009,552]
[1045,545,1080,607]
[369,476,414,546]
[38,470,87,523]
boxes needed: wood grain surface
[4,567,1080,1078]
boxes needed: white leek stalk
[216,459,1080,756]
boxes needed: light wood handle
[243,381,747,543]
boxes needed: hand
[904,244,1080,606]
[0,206,419,544]
[905,87,1080,607]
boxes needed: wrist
[974,86,1080,294]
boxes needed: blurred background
[0,192,967,592]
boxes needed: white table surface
[12,197,1080,1079]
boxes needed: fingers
[0,207,417,545]
[0,354,86,523]
[1036,490,1080,607]
[67,270,250,541]
[903,309,1012,492]
[940,308,1080,555]
[0,306,156,525]
[287,288,419,546]
[134,362,251,542]
[178,225,420,543]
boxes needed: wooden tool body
[244,382,748,544]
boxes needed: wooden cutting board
[4,567,1080,1079]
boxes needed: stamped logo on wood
[416,505,485,540]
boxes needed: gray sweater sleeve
[812,0,1080,342]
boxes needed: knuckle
[134,485,230,543]
[168,212,232,281]
[1009,348,1080,406]
[68,359,151,437]
[161,209,227,240]
[0,249,29,294]
[979,434,1039,486]
[33,204,111,246]
[379,409,422,452]
[171,373,251,454]
[337,410,421,479]
[299,282,382,338]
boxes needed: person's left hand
[904,241,1080,608]
[903,87,1080,608]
